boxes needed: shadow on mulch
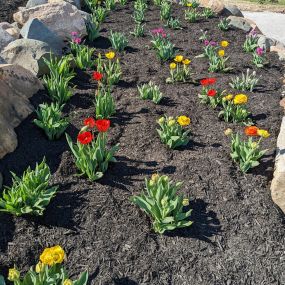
[165,199,221,244]
[0,215,15,252]
[113,277,139,285]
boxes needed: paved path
[242,11,285,45]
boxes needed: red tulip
[95,119,110,132]
[77,131,93,144]
[200,78,217,86]
[84,117,96,128]
[93,71,103,81]
[207,78,217,85]
[207,89,217,97]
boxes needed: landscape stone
[257,35,277,52]
[0,64,43,159]
[0,22,19,38]
[227,16,256,32]
[0,27,15,52]
[199,0,224,14]
[20,18,64,53]
[26,0,48,8]
[48,0,81,9]
[223,4,244,17]
[271,117,285,214]
[1,39,53,76]
[13,2,87,40]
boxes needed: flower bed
[1,1,285,284]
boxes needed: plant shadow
[166,199,221,244]
[113,277,139,285]
[0,214,15,252]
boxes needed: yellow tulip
[186,3,192,7]
[35,262,44,273]
[8,268,20,281]
[258,129,270,138]
[170,62,177,69]
[105,51,115,59]
[182,59,191,65]
[174,55,184,63]
[218,49,225,57]
[182,198,189,206]
[220,41,229,48]
[40,245,65,266]
[177,116,191,126]
[233,94,248,105]
[223,94,234,101]
[168,119,176,127]
[64,279,73,285]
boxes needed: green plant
[243,31,258,52]
[109,31,128,51]
[208,50,231,73]
[160,0,171,20]
[225,126,270,173]
[2,245,88,285]
[119,0,127,5]
[252,48,266,68]
[93,6,108,23]
[131,174,193,234]
[71,44,95,69]
[166,17,182,29]
[84,0,98,11]
[96,52,122,86]
[229,69,260,91]
[184,0,199,8]
[134,0,147,11]
[105,0,116,10]
[218,18,230,31]
[166,57,192,83]
[87,15,100,41]
[131,22,145,37]
[219,94,252,124]
[34,103,69,140]
[0,159,58,216]
[202,7,214,18]
[157,115,191,149]
[133,9,145,23]
[156,41,175,61]
[138,81,163,104]
[185,8,199,22]
[198,87,224,109]
[43,74,74,105]
[66,119,119,181]
[95,86,116,119]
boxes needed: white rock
[0,64,43,159]
[199,0,224,14]
[13,2,87,40]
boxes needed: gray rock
[257,35,277,52]
[0,64,43,159]
[0,27,15,52]
[26,0,48,8]
[1,39,54,76]
[227,16,254,32]
[223,5,243,17]
[20,18,64,53]
[0,56,6,64]
[0,22,20,39]
[48,0,81,9]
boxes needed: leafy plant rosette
[198,77,224,108]
[219,93,252,124]
[131,174,193,234]
[157,115,191,149]
[66,118,119,181]
[0,158,58,216]
[166,55,192,83]
[0,245,88,285]
[224,126,270,173]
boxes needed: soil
[0,0,28,23]
[1,2,285,285]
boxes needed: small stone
[20,18,64,53]
[0,22,20,38]
[1,39,53,76]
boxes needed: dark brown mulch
[1,2,285,285]
[0,0,28,23]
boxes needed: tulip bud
[224,128,233,136]
[8,268,20,281]
[158,117,165,124]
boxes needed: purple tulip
[256,47,263,56]
[210,41,217,46]
[204,40,210,46]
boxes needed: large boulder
[13,2,87,40]
[257,35,277,52]
[199,0,224,14]
[0,39,53,76]
[20,18,64,53]
[0,28,15,52]
[0,64,43,159]
[271,42,285,61]
[222,4,243,17]
[48,0,81,9]
[227,16,257,32]
[271,117,285,214]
